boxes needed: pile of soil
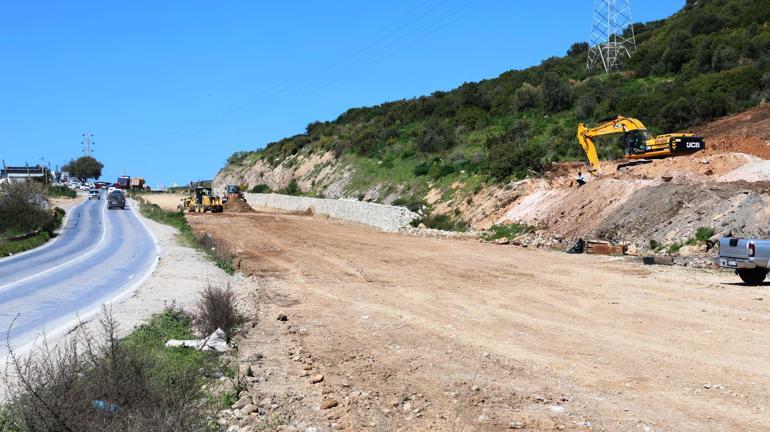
[223,199,254,213]
[694,104,770,159]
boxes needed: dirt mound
[223,199,254,213]
[694,104,770,159]
[593,181,770,246]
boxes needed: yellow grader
[179,186,223,213]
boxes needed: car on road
[107,191,126,210]
[715,236,770,285]
[88,189,100,200]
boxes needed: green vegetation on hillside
[221,0,770,225]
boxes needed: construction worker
[576,171,586,187]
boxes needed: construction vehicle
[179,187,223,213]
[130,177,145,190]
[116,175,131,189]
[222,185,246,204]
[577,116,705,173]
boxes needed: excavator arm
[577,116,647,173]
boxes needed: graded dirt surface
[141,192,186,211]
[187,209,770,431]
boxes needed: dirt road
[187,209,768,431]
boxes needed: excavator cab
[623,129,650,155]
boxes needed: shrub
[0,183,56,236]
[46,185,77,198]
[280,179,301,196]
[576,94,598,118]
[480,223,536,241]
[250,183,272,193]
[392,196,427,213]
[695,226,715,242]
[413,161,431,176]
[194,284,244,339]
[2,308,215,432]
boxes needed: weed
[649,239,659,250]
[668,242,683,254]
[2,307,216,431]
[193,284,244,339]
[46,185,77,198]
[695,227,715,242]
[480,223,536,241]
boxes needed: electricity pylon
[587,0,636,73]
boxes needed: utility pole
[587,0,636,73]
[82,133,95,157]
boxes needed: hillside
[216,0,770,231]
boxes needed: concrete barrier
[243,193,418,232]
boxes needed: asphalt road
[0,192,158,356]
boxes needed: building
[0,165,51,184]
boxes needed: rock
[277,313,288,321]
[495,237,510,245]
[704,383,711,389]
[471,385,480,392]
[320,399,339,409]
[549,405,565,415]
[232,396,252,410]
[625,243,639,256]
[259,397,272,407]
[240,404,258,415]
[677,244,707,257]
[509,421,525,429]
[302,364,313,370]
[310,374,324,384]
[226,426,239,432]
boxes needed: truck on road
[715,237,770,285]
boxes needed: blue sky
[0,1,683,188]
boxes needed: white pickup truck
[715,237,770,285]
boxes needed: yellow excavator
[577,116,705,173]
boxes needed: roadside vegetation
[136,198,235,274]
[45,185,77,198]
[0,182,65,257]
[1,284,245,431]
[480,223,538,242]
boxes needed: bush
[46,185,77,198]
[576,95,598,118]
[413,161,431,177]
[0,183,53,236]
[2,308,215,432]
[480,223,536,241]
[280,179,301,196]
[695,226,715,242]
[250,184,271,193]
[542,72,572,112]
[193,284,245,339]
[392,196,427,213]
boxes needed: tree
[514,83,540,111]
[62,156,103,183]
[576,95,598,119]
[567,42,589,57]
[542,72,572,113]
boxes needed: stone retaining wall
[243,193,418,232]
